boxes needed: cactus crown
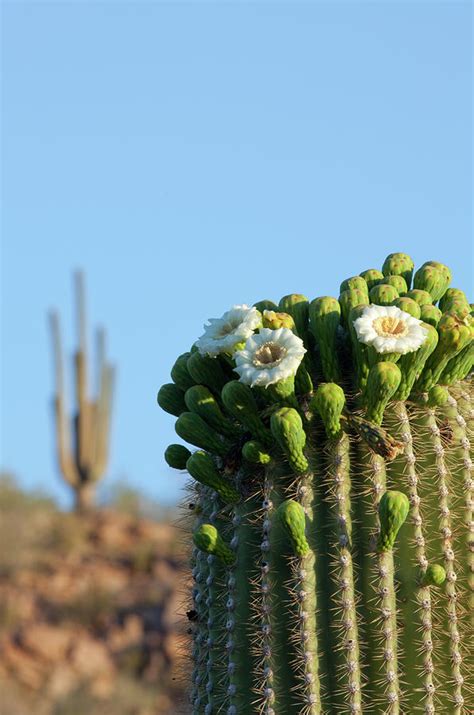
[158,253,473,714]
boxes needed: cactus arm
[93,364,115,479]
[392,403,436,713]
[327,432,362,713]
[425,408,465,714]
[49,311,80,487]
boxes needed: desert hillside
[0,477,189,715]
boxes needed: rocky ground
[0,478,190,715]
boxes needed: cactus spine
[158,255,473,713]
[49,272,115,512]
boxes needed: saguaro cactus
[158,256,473,714]
[49,272,115,512]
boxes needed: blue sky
[1,1,472,508]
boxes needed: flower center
[253,342,286,368]
[216,319,240,338]
[372,316,409,338]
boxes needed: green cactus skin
[187,451,240,504]
[382,252,415,288]
[241,440,271,464]
[392,296,421,319]
[157,254,473,715]
[164,443,191,469]
[339,288,368,323]
[365,362,402,425]
[420,303,442,327]
[270,407,308,474]
[276,499,309,556]
[193,523,235,565]
[405,289,433,307]
[340,275,370,300]
[381,274,408,295]
[185,384,239,439]
[308,296,341,382]
[421,563,447,587]
[221,380,273,446]
[187,351,229,394]
[377,490,410,551]
[278,294,309,341]
[415,313,473,392]
[310,382,345,438]
[413,261,452,302]
[439,288,469,313]
[369,282,399,306]
[394,323,439,401]
[157,382,187,416]
[253,299,279,313]
[171,351,196,391]
[360,268,384,290]
[175,412,231,457]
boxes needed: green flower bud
[439,288,469,313]
[421,563,447,587]
[438,341,474,386]
[242,440,272,465]
[381,275,408,295]
[360,268,384,290]
[382,252,414,288]
[339,276,369,301]
[187,352,229,394]
[415,313,473,392]
[377,490,409,552]
[295,362,314,397]
[405,289,432,308]
[395,323,438,401]
[186,451,240,503]
[270,407,308,474]
[346,414,403,461]
[221,381,272,446]
[278,294,309,339]
[276,499,309,557]
[175,412,231,457]
[310,383,345,439]
[308,296,341,382]
[157,383,187,416]
[348,305,370,391]
[262,310,295,331]
[419,304,442,328]
[369,284,399,306]
[444,300,471,319]
[193,524,234,565]
[391,297,421,319]
[365,362,402,425]
[339,289,368,324]
[426,385,450,407]
[253,299,278,313]
[185,385,239,439]
[164,444,192,469]
[171,352,195,391]
[413,262,451,302]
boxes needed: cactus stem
[204,491,223,714]
[370,455,402,713]
[426,408,465,714]
[327,433,362,713]
[396,403,436,713]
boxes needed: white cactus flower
[353,304,428,354]
[234,328,306,387]
[196,305,262,357]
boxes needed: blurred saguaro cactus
[49,272,115,512]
